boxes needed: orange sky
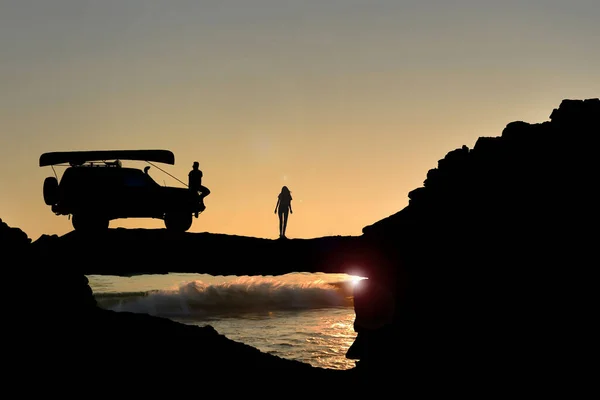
[1,1,599,241]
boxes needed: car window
[123,170,158,188]
[59,166,162,191]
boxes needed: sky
[1,0,599,241]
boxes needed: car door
[118,169,163,218]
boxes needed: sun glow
[349,275,367,287]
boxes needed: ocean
[88,272,362,370]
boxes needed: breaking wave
[95,277,355,320]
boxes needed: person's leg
[200,185,210,198]
[197,186,209,211]
[278,212,284,237]
[191,189,201,216]
[282,210,289,237]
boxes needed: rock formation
[5,98,598,393]
[352,98,598,392]
[3,218,357,389]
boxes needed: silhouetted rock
[1,218,31,253]
[8,98,598,392]
[32,228,365,276]
[4,219,358,386]
[357,98,599,392]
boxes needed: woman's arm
[289,201,293,214]
[274,199,280,213]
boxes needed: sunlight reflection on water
[181,308,358,370]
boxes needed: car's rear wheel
[164,212,192,232]
[43,177,59,205]
[72,214,109,232]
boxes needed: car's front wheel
[72,214,109,232]
[164,212,192,232]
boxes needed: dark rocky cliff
[5,98,598,393]
[2,218,357,389]
[352,98,598,391]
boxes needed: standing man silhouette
[274,186,293,239]
[189,161,210,215]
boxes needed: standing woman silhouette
[274,186,293,239]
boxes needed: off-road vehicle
[39,149,204,232]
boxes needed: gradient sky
[1,0,599,241]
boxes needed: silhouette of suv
[39,149,204,232]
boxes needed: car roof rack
[39,149,175,167]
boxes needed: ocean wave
[96,276,355,319]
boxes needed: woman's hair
[279,186,292,199]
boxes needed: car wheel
[72,214,109,232]
[43,177,59,205]
[164,212,192,232]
